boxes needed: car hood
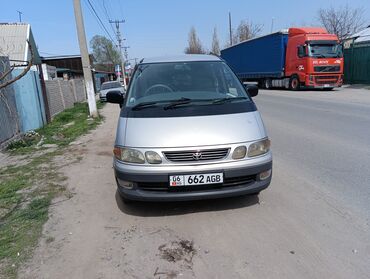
[118,112,266,148]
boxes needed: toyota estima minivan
[107,54,272,202]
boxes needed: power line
[117,0,124,19]
[84,0,116,43]
[100,0,116,36]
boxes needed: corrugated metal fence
[344,42,370,84]
[45,79,86,118]
[0,56,20,143]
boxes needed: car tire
[289,76,300,91]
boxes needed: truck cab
[285,28,343,90]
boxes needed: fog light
[259,169,272,181]
[117,178,135,189]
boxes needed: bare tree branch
[317,5,366,41]
[184,27,206,54]
[234,20,263,43]
[224,20,263,47]
[211,27,220,56]
[0,40,33,90]
[0,65,14,81]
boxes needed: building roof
[141,54,221,64]
[0,23,41,65]
[349,26,370,43]
[42,55,82,60]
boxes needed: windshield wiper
[163,97,192,110]
[212,96,248,104]
[132,101,159,111]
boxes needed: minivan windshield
[126,61,249,107]
[308,42,343,58]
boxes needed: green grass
[0,196,51,277]
[0,101,105,278]
[8,101,105,154]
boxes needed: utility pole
[73,0,98,118]
[228,12,233,46]
[17,10,23,22]
[109,19,127,88]
[123,46,130,60]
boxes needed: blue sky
[1,0,369,61]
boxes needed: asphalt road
[255,87,370,220]
[21,87,370,279]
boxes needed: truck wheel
[289,76,300,91]
[264,79,272,89]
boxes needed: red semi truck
[221,27,344,90]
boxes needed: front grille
[315,75,339,85]
[137,175,256,192]
[163,148,230,162]
[314,65,340,72]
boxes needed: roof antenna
[16,10,23,22]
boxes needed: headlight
[248,139,270,157]
[145,151,162,164]
[232,146,247,159]
[113,147,145,164]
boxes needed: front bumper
[114,157,272,202]
[305,74,343,88]
[99,95,107,101]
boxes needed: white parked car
[99,81,125,102]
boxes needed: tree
[224,20,263,48]
[211,27,220,56]
[184,27,206,54]
[89,35,121,71]
[234,20,263,43]
[317,5,365,41]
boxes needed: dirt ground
[19,96,370,279]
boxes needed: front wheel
[289,76,300,91]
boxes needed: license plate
[324,84,330,87]
[169,173,223,187]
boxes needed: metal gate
[344,42,370,84]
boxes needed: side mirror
[244,84,258,97]
[106,90,124,104]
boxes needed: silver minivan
[107,55,272,202]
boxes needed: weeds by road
[0,101,105,278]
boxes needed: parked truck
[221,27,344,90]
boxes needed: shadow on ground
[115,190,259,217]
